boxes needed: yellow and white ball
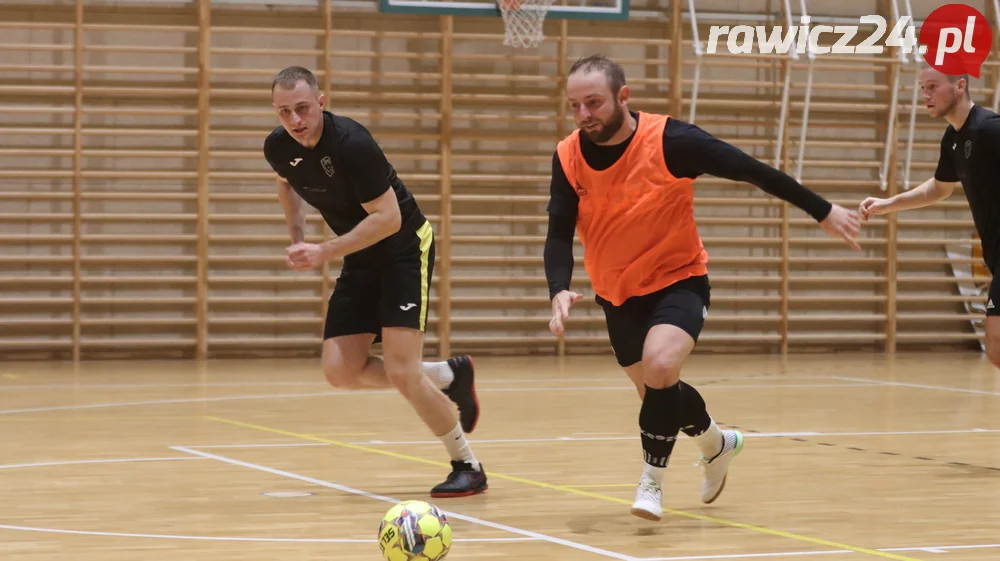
[378,500,453,561]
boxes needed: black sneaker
[441,355,480,434]
[430,461,488,498]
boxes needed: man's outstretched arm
[662,119,860,249]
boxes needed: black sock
[677,381,713,437]
[639,383,684,467]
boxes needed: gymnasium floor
[0,353,997,561]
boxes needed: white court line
[184,442,331,450]
[791,428,1000,436]
[0,524,538,544]
[828,375,1000,397]
[884,543,1000,553]
[0,454,535,546]
[476,375,830,383]
[501,384,878,390]
[179,427,1000,450]
[2,450,994,559]
[0,381,330,390]
[638,542,1000,560]
[172,446,637,561]
[639,549,880,560]
[0,383,880,416]
[339,428,1000,447]
[0,456,203,470]
[0,374,833,391]
[0,391,351,415]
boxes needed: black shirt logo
[321,156,335,177]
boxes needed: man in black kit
[860,65,1000,367]
[263,66,487,497]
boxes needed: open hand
[819,204,862,251]
[549,290,584,336]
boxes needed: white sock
[690,419,724,460]
[439,423,479,471]
[642,463,667,486]
[422,361,454,390]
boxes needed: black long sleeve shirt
[544,113,833,299]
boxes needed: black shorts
[323,220,435,341]
[596,275,711,368]
[989,271,1000,316]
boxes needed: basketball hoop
[498,0,556,48]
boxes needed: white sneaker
[629,474,663,521]
[697,429,744,504]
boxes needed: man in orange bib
[545,55,861,521]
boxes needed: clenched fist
[858,197,894,221]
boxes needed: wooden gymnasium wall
[1,0,998,361]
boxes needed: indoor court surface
[1,353,997,561]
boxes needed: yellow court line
[205,416,923,561]
[563,484,638,489]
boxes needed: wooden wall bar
[1,0,997,360]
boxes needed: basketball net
[498,0,556,48]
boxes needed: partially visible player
[544,55,861,520]
[264,66,486,497]
[860,65,1000,366]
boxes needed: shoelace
[446,463,477,483]
[636,488,659,507]
[637,479,661,498]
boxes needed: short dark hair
[568,54,626,95]
[919,62,971,99]
[950,73,972,99]
[272,66,319,93]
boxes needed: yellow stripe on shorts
[415,220,433,331]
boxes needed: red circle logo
[919,4,992,78]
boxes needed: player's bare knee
[642,352,683,388]
[383,360,422,396]
[986,338,1000,368]
[985,317,1000,367]
[322,361,365,389]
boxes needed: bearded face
[567,70,628,144]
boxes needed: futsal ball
[378,500,452,561]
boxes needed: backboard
[378,0,629,20]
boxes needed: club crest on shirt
[965,140,972,159]
[320,156,335,177]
